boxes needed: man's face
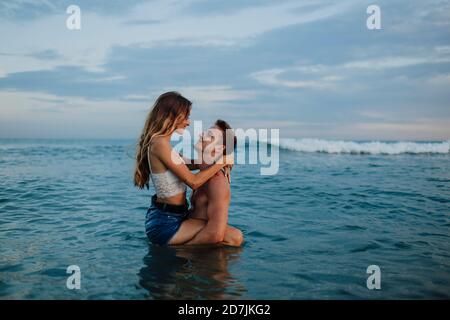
[195,125,224,161]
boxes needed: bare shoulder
[206,173,230,200]
[150,136,166,147]
[150,136,170,153]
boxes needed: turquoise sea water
[0,139,449,299]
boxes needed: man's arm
[185,175,229,245]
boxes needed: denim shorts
[145,197,189,246]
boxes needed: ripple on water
[38,268,67,278]
[334,225,367,231]
[0,264,24,273]
[350,242,382,253]
[393,241,413,250]
[246,231,288,242]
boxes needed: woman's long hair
[134,91,192,189]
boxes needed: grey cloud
[28,49,62,60]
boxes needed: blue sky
[0,0,449,140]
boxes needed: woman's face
[174,112,191,134]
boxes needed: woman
[134,91,231,246]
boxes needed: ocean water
[0,138,449,299]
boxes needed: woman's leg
[168,218,206,245]
[188,205,208,221]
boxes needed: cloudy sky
[0,0,449,140]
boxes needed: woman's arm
[152,141,229,190]
[180,154,199,171]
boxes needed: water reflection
[138,245,246,299]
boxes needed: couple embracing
[134,91,244,247]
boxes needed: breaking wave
[265,138,450,155]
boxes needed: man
[185,120,244,247]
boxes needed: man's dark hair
[214,119,237,155]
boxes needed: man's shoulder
[206,173,230,199]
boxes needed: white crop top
[149,152,187,198]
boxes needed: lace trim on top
[149,151,186,198]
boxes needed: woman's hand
[215,152,234,167]
[223,166,231,184]
[224,152,234,167]
[218,152,234,183]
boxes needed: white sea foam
[263,138,450,155]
